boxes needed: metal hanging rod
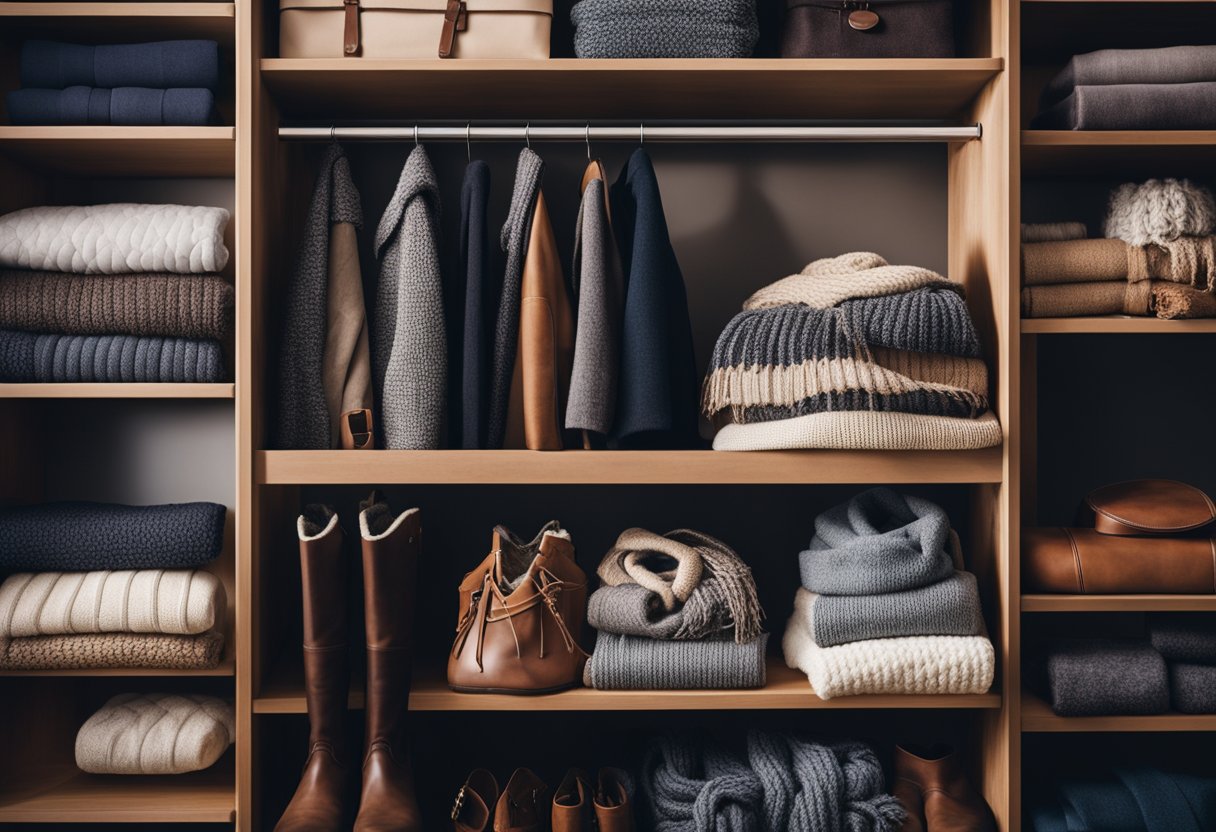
[278,124,982,143]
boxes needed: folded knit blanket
[1148,613,1216,662]
[571,0,758,58]
[0,630,223,670]
[76,693,233,775]
[0,501,225,572]
[642,733,904,832]
[584,632,767,690]
[793,574,983,648]
[0,569,224,637]
[1046,639,1168,717]
[6,87,215,126]
[0,203,230,274]
[592,527,762,643]
[782,613,994,699]
[1154,281,1216,319]
[1106,179,1216,246]
[703,289,986,424]
[1033,82,1216,131]
[1022,222,1088,243]
[1021,280,1153,318]
[801,488,957,596]
[21,40,220,90]
[742,252,961,311]
[1023,237,1216,288]
[0,271,233,339]
[1032,769,1216,832]
[711,410,1003,451]
[1041,45,1216,109]
[1169,663,1216,714]
[0,330,225,383]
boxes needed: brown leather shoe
[276,505,350,832]
[894,745,996,832]
[448,522,587,694]
[453,769,499,832]
[352,493,422,832]
[497,768,550,832]
[594,768,634,832]
[551,769,592,831]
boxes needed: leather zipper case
[780,0,955,59]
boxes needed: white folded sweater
[76,693,234,775]
[782,590,994,699]
[0,570,225,637]
[712,410,1003,452]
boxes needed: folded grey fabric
[800,571,984,648]
[800,488,956,595]
[1041,45,1216,110]
[0,501,225,572]
[584,632,767,690]
[0,330,226,383]
[1032,82,1216,130]
[1031,768,1216,832]
[1169,663,1216,714]
[6,87,215,126]
[21,40,219,90]
[1149,613,1216,663]
[571,0,759,58]
[1046,639,1169,717]
[588,583,694,640]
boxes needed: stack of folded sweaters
[0,501,228,671]
[6,39,219,126]
[783,488,995,699]
[1033,45,1216,130]
[1032,767,1216,832]
[1022,179,1216,319]
[1150,614,1216,714]
[0,203,232,383]
[583,527,767,690]
[703,252,1003,452]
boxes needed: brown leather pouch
[1023,527,1216,594]
[781,0,955,58]
[1080,479,1216,536]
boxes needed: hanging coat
[458,159,495,449]
[274,142,373,450]
[371,144,447,449]
[610,148,700,449]
[566,159,624,447]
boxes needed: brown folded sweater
[0,631,224,670]
[1022,280,1152,318]
[1153,282,1216,319]
[0,271,233,339]
[1023,237,1216,288]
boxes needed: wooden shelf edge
[0,657,236,678]
[1022,691,1216,732]
[1022,317,1216,334]
[0,126,236,140]
[0,383,235,399]
[1022,130,1216,146]
[0,2,235,18]
[262,57,1005,73]
[1022,594,1216,612]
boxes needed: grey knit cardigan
[372,145,447,449]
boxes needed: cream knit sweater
[782,591,995,699]
[712,410,1003,451]
[75,693,234,775]
[742,252,960,310]
[0,569,224,637]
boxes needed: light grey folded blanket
[796,571,984,648]
[1046,639,1169,717]
[0,330,225,383]
[584,632,767,690]
[571,0,758,58]
[1032,82,1216,130]
[1041,45,1216,109]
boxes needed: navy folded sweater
[6,87,215,126]
[20,40,219,90]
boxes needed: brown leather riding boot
[452,769,500,832]
[276,505,350,832]
[497,769,550,832]
[594,768,634,832]
[551,769,592,831]
[894,745,996,832]
[353,492,422,832]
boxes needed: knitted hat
[1104,178,1216,246]
[742,251,961,311]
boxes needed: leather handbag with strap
[279,0,552,59]
[447,522,588,694]
[780,0,955,58]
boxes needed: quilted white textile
[75,693,234,774]
[0,203,230,274]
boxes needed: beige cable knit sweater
[0,570,225,637]
[742,252,961,310]
[75,693,234,774]
[712,410,1003,451]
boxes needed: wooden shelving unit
[1022,318,1216,334]
[0,127,237,177]
[1023,595,1216,612]
[0,656,236,678]
[0,2,235,40]
[1022,693,1216,733]
[1022,131,1216,176]
[0,382,236,399]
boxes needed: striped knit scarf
[702,288,987,424]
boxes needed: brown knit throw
[1022,281,1153,318]
[0,631,224,670]
[1129,237,1216,291]
[1153,282,1216,319]
[0,271,233,339]
[1022,237,1216,290]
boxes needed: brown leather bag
[448,522,588,694]
[1080,479,1216,536]
[780,0,955,58]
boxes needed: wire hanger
[330,125,337,143]
[414,125,420,147]
[524,122,531,149]
[639,123,645,146]
[585,124,592,160]
[466,123,472,163]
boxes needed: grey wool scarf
[488,148,544,448]
[800,488,956,595]
[373,145,446,449]
[584,632,768,690]
[593,528,763,643]
[642,733,904,832]
[275,143,364,449]
[571,0,759,58]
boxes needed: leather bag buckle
[343,0,360,55]
[438,0,468,58]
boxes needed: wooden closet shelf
[0,127,235,177]
[1023,595,1216,612]
[261,58,1004,120]
[254,659,1000,713]
[0,2,234,40]
[1023,691,1216,732]
[0,656,236,678]
[254,447,1004,485]
[0,382,236,399]
[0,755,235,823]
[1022,318,1216,334]
[1022,131,1216,177]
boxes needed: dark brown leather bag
[781,0,954,58]
[1080,479,1216,536]
[447,522,588,694]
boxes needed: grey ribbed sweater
[0,330,224,383]
[584,632,767,690]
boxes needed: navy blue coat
[457,160,496,449]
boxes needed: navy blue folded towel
[6,87,215,126]
[0,502,226,571]
[0,330,226,383]
[20,40,219,90]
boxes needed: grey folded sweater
[0,330,225,383]
[1041,45,1216,109]
[584,632,767,690]
[1149,613,1216,663]
[1169,663,1216,714]
[1046,639,1169,717]
[1033,83,1216,130]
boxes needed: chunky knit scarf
[593,528,763,643]
[742,252,961,311]
[1105,178,1216,246]
[642,733,905,832]
[703,289,986,424]
[571,0,758,58]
